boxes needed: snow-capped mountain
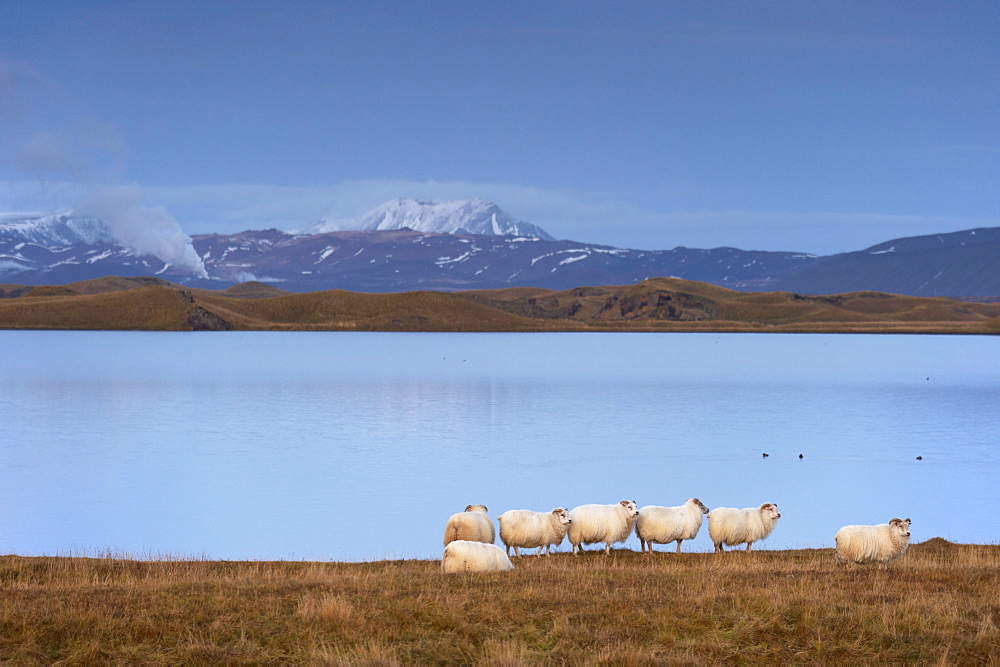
[0,212,116,247]
[3,209,998,297]
[306,198,556,240]
[0,211,194,282]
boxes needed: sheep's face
[689,498,709,514]
[465,504,488,513]
[761,503,781,520]
[620,500,639,517]
[889,518,911,539]
[553,508,572,525]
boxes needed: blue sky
[1,1,998,254]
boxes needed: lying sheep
[835,518,912,566]
[441,540,515,574]
[707,502,781,553]
[443,504,495,546]
[498,508,572,557]
[637,498,710,554]
[568,500,639,555]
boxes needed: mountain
[770,228,1000,298]
[0,212,196,284]
[190,229,817,293]
[2,208,998,297]
[306,198,555,240]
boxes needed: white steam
[77,185,208,278]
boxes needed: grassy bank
[2,275,999,332]
[2,539,998,663]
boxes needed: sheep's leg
[745,542,753,552]
[714,542,724,554]
[675,540,683,554]
[604,542,611,555]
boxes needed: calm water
[2,332,997,561]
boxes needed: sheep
[835,517,912,566]
[567,500,639,555]
[441,540,515,574]
[636,498,710,554]
[443,504,495,546]
[498,508,572,557]
[707,502,781,553]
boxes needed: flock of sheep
[440,500,912,574]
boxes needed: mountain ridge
[1,203,997,297]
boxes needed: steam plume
[77,185,208,278]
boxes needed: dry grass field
[2,275,999,333]
[2,539,998,663]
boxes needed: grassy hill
[1,540,997,663]
[1,275,999,333]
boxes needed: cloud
[0,56,206,277]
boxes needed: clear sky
[1,1,998,254]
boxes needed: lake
[2,332,997,561]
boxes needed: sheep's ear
[905,518,912,525]
[620,500,630,508]
[465,505,474,512]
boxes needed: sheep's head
[889,517,911,539]
[620,500,639,517]
[689,498,710,514]
[761,502,781,520]
[553,508,572,524]
[465,504,488,513]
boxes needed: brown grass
[2,540,998,663]
[1,275,999,333]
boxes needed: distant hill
[771,228,1000,297]
[1,206,998,297]
[1,275,997,333]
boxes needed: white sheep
[441,540,515,574]
[498,508,572,557]
[835,517,912,566]
[707,502,781,553]
[567,500,640,555]
[636,498,710,554]
[443,504,495,546]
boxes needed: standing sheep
[567,500,639,555]
[498,508,572,557]
[637,498,710,554]
[707,502,781,553]
[441,540,515,574]
[443,504,495,546]
[835,518,912,566]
